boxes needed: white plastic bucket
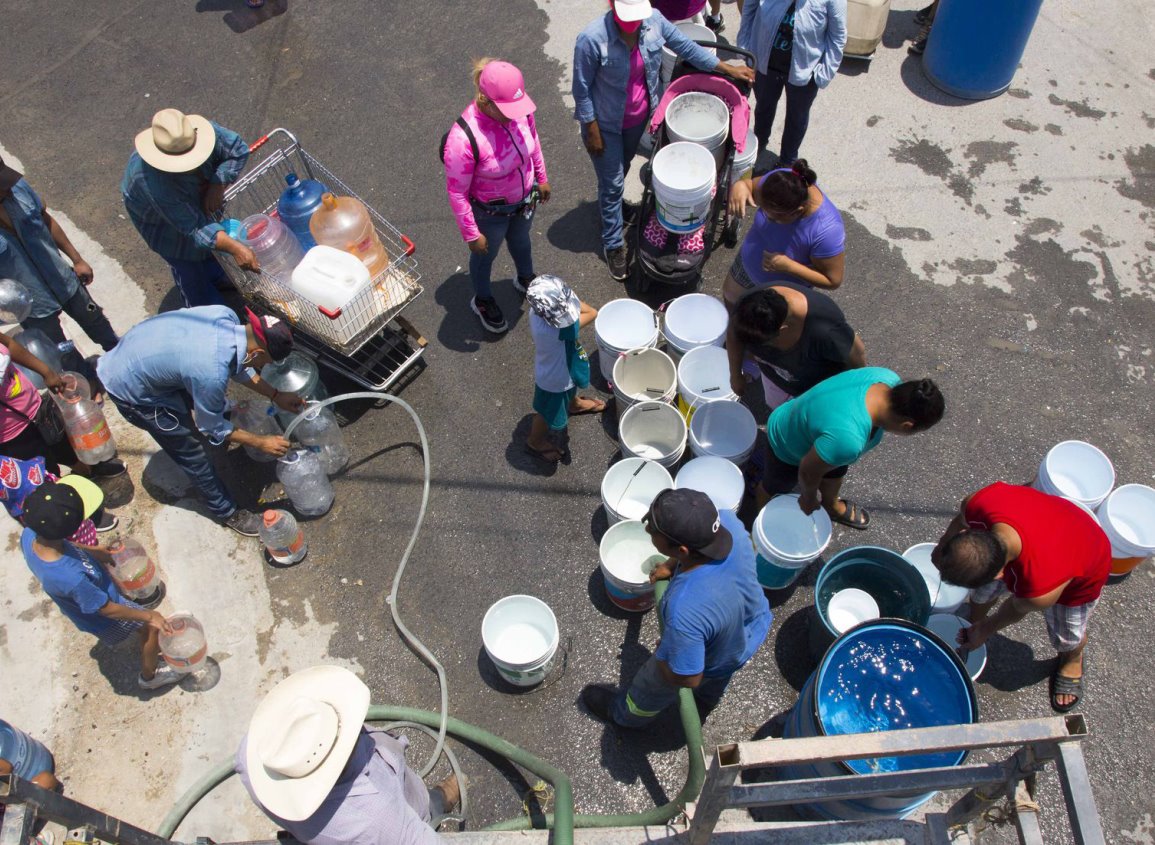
[481,595,559,687]
[676,345,736,419]
[1034,440,1115,509]
[1096,484,1155,574]
[612,347,677,409]
[618,401,687,468]
[665,92,730,166]
[903,543,971,614]
[595,299,659,383]
[731,129,759,184]
[688,400,758,465]
[652,142,717,234]
[753,494,833,589]
[601,458,674,524]
[827,588,880,633]
[675,456,745,512]
[599,520,666,612]
[662,293,729,361]
[661,23,716,83]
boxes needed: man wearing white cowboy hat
[236,666,459,844]
[122,108,259,308]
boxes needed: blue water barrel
[782,620,978,820]
[922,0,1046,100]
[0,719,56,780]
[809,546,931,656]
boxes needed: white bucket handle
[612,461,655,513]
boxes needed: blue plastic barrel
[809,546,931,657]
[0,719,56,781]
[922,0,1046,99]
[277,172,328,250]
[782,620,978,820]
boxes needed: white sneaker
[138,664,183,690]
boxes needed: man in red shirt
[932,482,1111,712]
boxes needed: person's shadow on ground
[194,0,289,34]
[546,202,603,256]
[434,272,525,354]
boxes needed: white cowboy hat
[244,666,371,821]
[134,108,216,173]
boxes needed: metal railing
[0,774,171,845]
[687,714,1105,845]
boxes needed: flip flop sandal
[1049,669,1083,713]
[570,398,607,416]
[830,500,871,530]
[525,443,564,464]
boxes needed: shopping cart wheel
[723,215,742,249]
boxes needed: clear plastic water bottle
[233,399,282,462]
[0,278,34,324]
[259,509,308,564]
[57,371,92,402]
[11,329,72,388]
[241,214,305,285]
[277,449,334,517]
[293,402,350,475]
[106,536,164,606]
[277,172,328,251]
[159,612,208,674]
[59,395,116,464]
[309,192,389,278]
[261,351,329,428]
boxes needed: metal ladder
[688,714,1106,845]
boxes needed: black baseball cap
[245,308,294,362]
[22,477,103,540]
[643,488,733,560]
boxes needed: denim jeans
[752,69,820,165]
[611,655,733,728]
[468,204,535,300]
[165,256,231,308]
[23,285,119,378]
[109,395,236,519]
[584,121,648,251]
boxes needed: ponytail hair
[472,57,498,91]
[889,378,945,431]
[760,158,818,214]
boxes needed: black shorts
[1,421,78,476]
[760,446,848,495]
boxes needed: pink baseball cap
[479,61,536,120]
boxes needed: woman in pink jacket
[443,59,552,335]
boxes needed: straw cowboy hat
[134,108,216,173]
[244,666,371,821]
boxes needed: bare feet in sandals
[826,498,870,530]
[525,441,565,463]
[569,396,606,415]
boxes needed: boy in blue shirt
[20,476,180,691]
[582,488,772,727]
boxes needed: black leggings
[1,422,78,476]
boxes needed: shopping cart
[217,128,427,391]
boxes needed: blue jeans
[469,204,535,300]
[109,395,236,519]
[752,70,820,165]
[23,285,118,379]
[165,256,230,308]
[611,655,733,728]
[584,121,647,251]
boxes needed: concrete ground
[1,0,1152,843]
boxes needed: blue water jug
[277,172,327,250]
[0,719,56,781]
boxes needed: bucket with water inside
[661,23,716,83]
[677,345,736,420]
[601,458,673,524]
[661,293,728,362]
[675,456,745,513]
[731,128,759,184]
[687,399,757,465]
[752,494,833,589]
[612,347,677,410]
[595,299,659,383]
[782,620,977,820]
[481,595,559,687]
[652,142,717,234]
[1033,440,1115,509]
[618,401,687,468]
[902,543,971,613]
[1096,484,1155,576]
[599,520,665,612]
[665,92,730,167]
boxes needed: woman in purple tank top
[723,159,846,305]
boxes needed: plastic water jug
[290,245,373,316]
[241,213,305,284]
[309,193,389,278]
[11,329,73,388]
[159,612,208,673]
[60,395,116,464]
[58,371,92,402]
[0,719,55,781]
[277,172,328,251]
[293,402,349,475]
[260,508,308,564]
[0,278,34,324]
[106,536,163,604]
[232,399,282,462]
[261,351,329,428]
[277,449,334,516]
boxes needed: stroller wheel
[723,215,742,249]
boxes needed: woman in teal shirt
[759,367,944,528]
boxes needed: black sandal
[830,500,871,530]
[1049,668,1084,713]
[525,443,564,464]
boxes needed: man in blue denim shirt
[122,109,259,308]
[573,0,754,280]
[0,157,118,369]
[97,306,305,536]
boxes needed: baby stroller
[632,43,755,293]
